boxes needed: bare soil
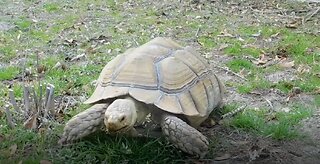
[192,1,320,163]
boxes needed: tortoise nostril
[120,116,126,122]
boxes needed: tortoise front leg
[160,115,209,158]
[58,103,109,144]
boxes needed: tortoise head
[104,98,137,133]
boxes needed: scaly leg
[160,115,209,158]
[58,103,109,144]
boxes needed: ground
[0,0,319,163]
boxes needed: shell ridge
[188,90,200,115]
[202,81,210,112]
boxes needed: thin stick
[70,53,86,62]
[212,64,248,81]
[44,86,51,117]
[304,7,320,23]
[8,89,20,112]
[63,97,71,114]
[263,97,275,112]
[45,84,55,117]
[44,85,50,109]
[48,84,55,115]
[4,104,15,129]
[30,86,38,113]
[195,27,200,37]
[38,84,43,113]
[23,85,30,115]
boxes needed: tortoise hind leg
[160,115,209,158]
[58,104,109,144]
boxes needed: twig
[23,85,30,115]
[38,84,43,113]
[304,7,320,23]
[212,64,248,81]
[222,104,247,119]
[70,53,86,62]
[262,97,275,112]
[48,84,55,115]
[195,27,200,37]
[44,84,55,118]
[63,97,71,114]
[44,85,50,109]
[56,96,64,114]
[8,89,20,112]
[4,104,15,129]
[30,86,38,113]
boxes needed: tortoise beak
[106,122,128,133]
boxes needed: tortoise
[59,37,224,157]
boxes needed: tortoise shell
[84,37,223,117]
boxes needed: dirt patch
[205,52,320,163]
[200,125,320,164]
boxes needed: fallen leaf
[270,32,280,38]
[297,64,310,74]
[214,153,231,161]
[218,43,229,51]
[285,20,300,29]
[252,54,269,65]
[40,160,52,164]
[23,114,38,130]
[9,144,17,156]
[237,37,245,42]
[250,30,261,37]
[275,47,289,59]
[37,64,47,74]
[278,60,295,68]
[63,39,78,47]
[52,61,68,70]
[89,35,110,44]
[70,53,86,62]
[38,128,47,135]
[314,87,320,94]
[217,29,234,38]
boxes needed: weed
[43,3,60,12]
[198,36,216,50]
[226,58,253,72]
[15,17,32,30]
[0,66,20,80]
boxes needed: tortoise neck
[124,96,149,125]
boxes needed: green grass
[225,106,313,140]
[0,66,20,80]
[43,3,60,12]
[15,17,32,30]
[0,118,187,164]
[226,58,253,72]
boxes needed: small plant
[226,58,253,72]
[0,66,20,80]
[5,82,56,130]
[43,3,60,12]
